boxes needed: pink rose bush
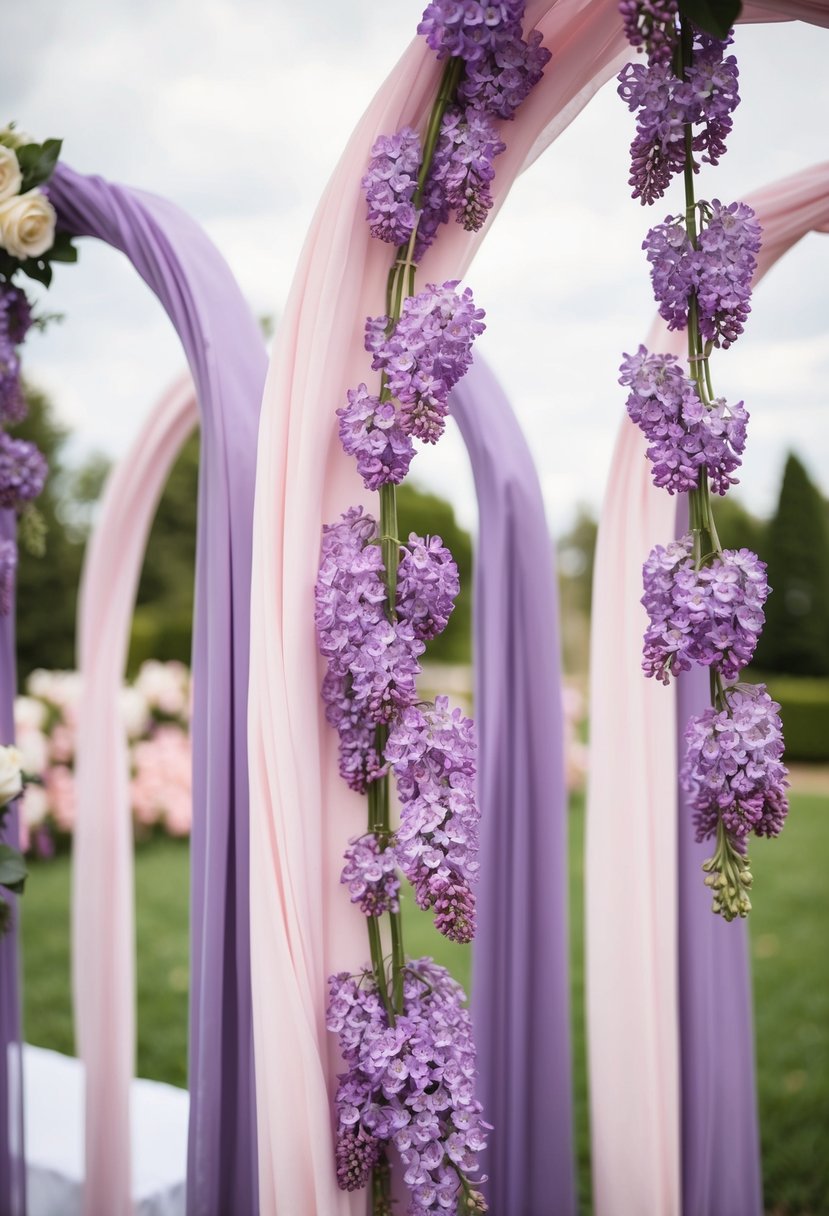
[14,660,192,856]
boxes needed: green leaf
[47,232,78,264]
[20,257,52,288]
[17,138,62,192]
[678,0,741,38]
[0,845,28,894]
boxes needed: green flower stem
[679,14,722,575]
[367,910,393,1022]
[365,53,467,1061]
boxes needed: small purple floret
[397,533,459,640]
[620,345,747,495]
[386,697,479,944]
[0,432,48,508]
[341,835,401,917]
[361,128,421,246]
[681,684,789,843]
[642,534,768,684]
[366,281,485,444]
[337,383,415,490]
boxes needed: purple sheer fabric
[677,667,762,1216]
[0,508,25,1216]
[451,357,576,1215]
[49,164,266,1214]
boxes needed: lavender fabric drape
[677,667,762,1216]
[49,163,266,1215]
[452,357,575,1216]
[0,508,25,1216]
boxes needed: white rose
[0,188,56,259]
[0,745,23,806]
[0,146,22,203]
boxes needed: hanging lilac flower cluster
[618,3,787,919]
[425,106,505,234]
[387,697,479,943]
[617,13,739,205]
[341,835,401,917]
[0,430,47,509]
[327,961,489,1211]
[397,532,460,639]
[361,1,550,252]
[361,128,422,247]
[642,535,769,684]
[644,199,762,347]
[315,507,423,789]
[0,286,31,423]
[620,345,747,494]
[362,280,485,451]
[681,684,789,849]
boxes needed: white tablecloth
[23,1044,188,1215]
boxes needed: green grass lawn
[19,789,828,1214]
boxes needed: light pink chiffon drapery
[587,161,829,1216]
[73,378,198,1215]
[246,3,828,1211]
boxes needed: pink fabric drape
[246,3,827,1211]
[587,160,829,1216]
[74,378,198,1215]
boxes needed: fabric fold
[452,357,576,1216]
[51,164,266,1216]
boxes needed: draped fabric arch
[244,3,828,1212]
[587,160,829,1216]
[47,165,267,1216]
[452,358,575,1215]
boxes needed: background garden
[14,384,829,1214]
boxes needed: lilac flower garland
[618,1,788,921]
[0,124,75,928]
[316,4,550,1210]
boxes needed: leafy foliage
[755,454,829,676]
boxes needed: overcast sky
[2,1,827,534]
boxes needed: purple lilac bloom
[430,105,505,233]
[620,345,748,495]
[366,281,485,443]
[396,533,459,640]
[418,0,525,63]
[643,216,696,330]
[0,432,47,508]
[619,0,678,63]
[618,30,739,204]
[681,684,789,843]
[642,535,768,684]
[327,960,488,1208]
[1,286,33,346]
[337,383,416,490]
[361,128,421,246]
[341,835,401,917]
[644,201,761,347]
[618,59,689,204]
[458,26,551,120]
[695,199,762,349]
[315,508,423,785]
[0,538,16,616]
[0,287,30,424]
[386,697,479,943]
[687,35,740,167]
